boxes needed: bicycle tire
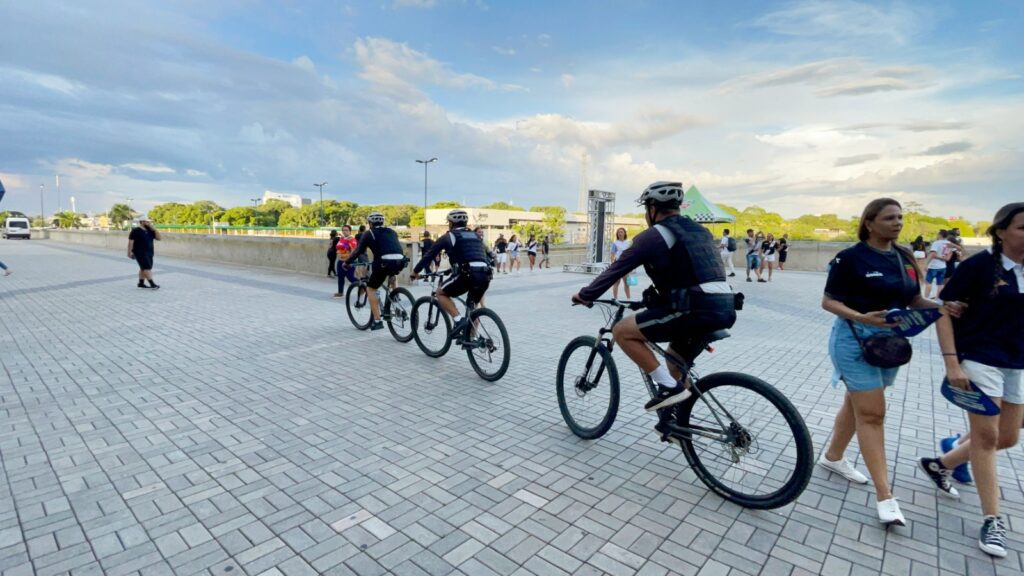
[345,283,373,330]
[412,296,452,357]
[386,288,415,343]
[675,372,813,510]
[464,308,510,382]
[556,336,620,439]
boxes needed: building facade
[261,191,311,209]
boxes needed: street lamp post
[415,158,437,233]
[39,184,45,229]
[313,182,327,227]
[251,198,260,227]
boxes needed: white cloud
[291,55,315,73]
[492,46,516,56]
[560,73,575,89]
[120,163,176,174]
[392,0,437,8]
[750,0,933,45]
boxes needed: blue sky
[1,0,1021,220]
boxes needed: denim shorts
[925,268,946,284]
[746,253,761,270]
[828,317,900,391]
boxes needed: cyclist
[342,212,408,330]
[410,210,491,339]
[572,181,737,413]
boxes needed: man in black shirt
[128,216,161,289]
[343,212,407,330]
[540,235,551,268]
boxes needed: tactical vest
[367,226,404,256]
[652,215,727,289]
[448,228,487,266]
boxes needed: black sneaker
[148,283,160,290]
[644,384,692,412]
[137,282,146,288]
[746,278,752,282]
[980,515,1008,557]
[653,421,683,448]
[919,457,959,499]
[370,320,384,331]
[450,317,469,341]
[757,278,767,283]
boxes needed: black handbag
[846,320,912,368]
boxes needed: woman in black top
[920,203,1024,557]
[420,231,435,274]
[778,234,789,270]
[326,230,338,277]
[758,233,779,282]
[818,198,940,526]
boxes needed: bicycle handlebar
[574,298,645,311]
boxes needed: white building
[261,191,311,209]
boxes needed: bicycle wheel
[464,308,510,382]
[386,288,415,343]
[556,336,619,439]
[674,372,813,510]
[412,296,452,357]
[345,283,372,330]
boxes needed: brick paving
[0,239,1021,576]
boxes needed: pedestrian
[420,231,434,274]
[494,234,508,274]
[924,229,952,299]
[354,225,370,280]
[759,233,779,282]
[718,228,737,277]
[778,233,789,271]
[918,203,1024,558]
[128,216,161,289]
[744,229,762,282]
[333,225,358,298]
[508,234,521,273]
[326,230,338,277]
[0,260,10,276]
[944,228,963,286]
[526,235,538,271]
[753,231,767,282]
[817,198,940,526]
[610,227,633,299]
[911,235,928,273]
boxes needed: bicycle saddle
[704,329,731,343]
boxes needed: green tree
[482,201,523,211]
[278,207,305,227]
[109,203,136,229]
[55,211,83,229]
[409,201,462,226]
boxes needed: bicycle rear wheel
[556,336,619,439]
[464,308,510,382]
[386,288,415,343]
[674,372,813,509]
[346,283,372,330]
[412,296,452,357]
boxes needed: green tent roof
[680,185,735,223]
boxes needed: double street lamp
[415,158,437,232]
[313,182,327,227]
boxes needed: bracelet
[941,353,957,356]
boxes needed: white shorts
[496,253,507,264]
[962,360,1024,405]
[765,254,777,263]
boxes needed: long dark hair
[858,198,921,282]
[987,202,1024,295]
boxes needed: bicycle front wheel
[464,308,510,382]
[556,336,619,439]
[345,283,372,330]
[386,288,415,343]
[412,297,452,357]
[675,372,813,510]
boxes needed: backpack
[726,236,737,252]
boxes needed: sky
[1,0,1021,221]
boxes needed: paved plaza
[1,239,1021,576]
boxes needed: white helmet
[367,212,385,226]
[447,209,469,225]
[638,181,684,207]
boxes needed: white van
[3,217,31,239]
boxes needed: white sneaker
[818,454,869,484]
[876,498,905,526]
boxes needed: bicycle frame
[419,270,475,336]
[586,300,740,446]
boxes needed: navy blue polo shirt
[824,242,919,314]
[940,250,1024,369]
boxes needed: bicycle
[344,264,415,343]
[411,270,511,381]
[556,299,813,509]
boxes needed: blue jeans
[336,261,357,294]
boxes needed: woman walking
[508,234,521,273]
[753,232,767,282]
[817,198,941,526]
[494,234,508,274]
[333,226,359,298]
[526,235,538,271]
[609,228,632,300]
[918,203,1024,557]
[778,234,789,271]
[326,230,338,277]
[759,233,779,281]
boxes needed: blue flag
[941,377,1000,416]
[885,308,942,337]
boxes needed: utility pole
[415,158,437,233]
[39,184,45,229]
[313,182,327,227]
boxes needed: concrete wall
[45,230,591,281]
[720,240,985,273]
